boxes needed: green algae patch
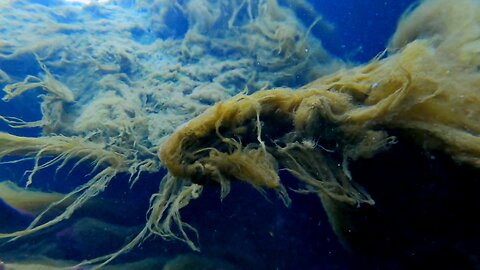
[0,180,70,216]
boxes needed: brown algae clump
[159,0,480,257]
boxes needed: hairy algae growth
[1,0,480,268]
[0,0,339,267]
[157,0,480,259]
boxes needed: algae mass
[0,0,479,268]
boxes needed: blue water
[312,0,415,62]
[0,1,417,269]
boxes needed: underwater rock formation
[163,254,238,270]
[0,0,479,268]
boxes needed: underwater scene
[0,0,479,269]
